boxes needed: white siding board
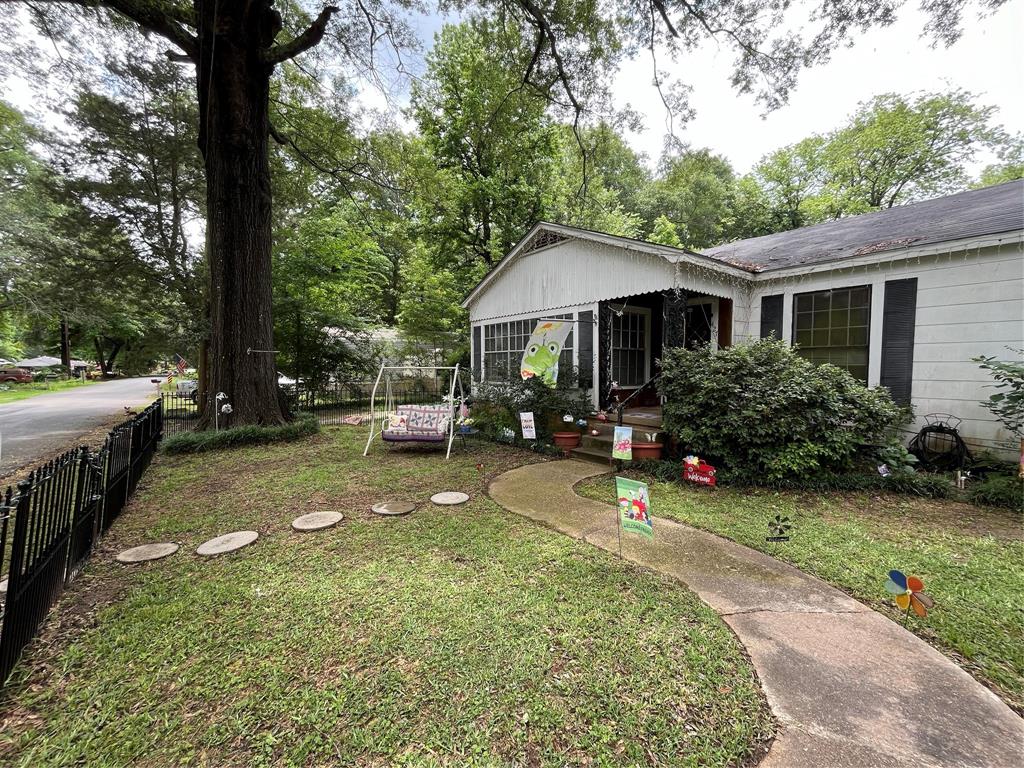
[917,301,1022,326]
[915,321,1021,344]
[917,281,1023,306]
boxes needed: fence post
[0,478,33,681]
[66,446,91,583]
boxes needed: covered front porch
[595,289,733,411]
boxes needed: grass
[577,472,1024,714]
[0,429,773,767]
[0,379,94,405]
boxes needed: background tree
[643,148,736,248]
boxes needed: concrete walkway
[490,459,1024,768]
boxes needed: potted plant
[630,431,664,460]
[552,413,583,455]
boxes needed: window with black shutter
[577,310,594,388]
[880,278,918,405]
[792,285,871,382]
[472,325,481,382]
[759,294,784,340]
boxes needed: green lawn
[578,473,1024,714]
[0,429,773,767]
[0,378,94,405]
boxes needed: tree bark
[59,315,71,368]
[194,0,286,428]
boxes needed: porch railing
[615,373,662,425]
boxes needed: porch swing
[362,363,466,460]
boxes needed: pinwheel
[884,570,934,621]
[767,514,792,541]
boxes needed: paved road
[0,378,158,477]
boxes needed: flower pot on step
[552,431,581,455]
[630,442,664,460]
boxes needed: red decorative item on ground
[683,456,717,487]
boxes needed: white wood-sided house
[462,180,1024,459]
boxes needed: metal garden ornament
[766,514,792,542]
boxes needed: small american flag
[166,354,188,383]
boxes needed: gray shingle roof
[703,180,1024,273]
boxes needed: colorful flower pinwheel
[884,570,934,621]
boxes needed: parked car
[0,367,33,383]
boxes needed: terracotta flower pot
[630,442,664,460]
[552,431,581,455]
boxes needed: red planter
[552,431,581,455]
[630,442,664,460]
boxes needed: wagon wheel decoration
[884,570,934,624]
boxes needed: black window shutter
[472,325,482,382]
[577,310,594,388]
[759,294,784,340]
[880,278,917,405]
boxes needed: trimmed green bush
[660,339,903,482]
[969,474,1024,510]
[471,373,591,442]
[162,413,319,454]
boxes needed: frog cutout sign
[520,321,572,387]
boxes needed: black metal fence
[0,400,162,685]
[162,377,463,434]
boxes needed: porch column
[663,290,688,352]
[598,302,613,410]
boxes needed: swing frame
[362,363,466,460]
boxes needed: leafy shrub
[471,371,591,442]
[968,474,1023,509]
[974,351,1024,438]
[660,339,903,481]
[162,413,319,454]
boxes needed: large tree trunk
[194,1,285,428]
[59,315,71,368]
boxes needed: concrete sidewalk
[489,459,1024,768]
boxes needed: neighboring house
[462,180,1024,458]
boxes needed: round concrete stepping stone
[371,501,415,516]
[116,542,179,564]
[196,530,258,556]
[430,491,470,506]
[292,511,344,532]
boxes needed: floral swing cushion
[383,404,451,442]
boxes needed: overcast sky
[611,2,1024,172]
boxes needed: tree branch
[262,5,339,65]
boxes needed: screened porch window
[611,309,649,387]
[793,286,870,382]
[482,315,574,382]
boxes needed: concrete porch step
[569,445,614,465]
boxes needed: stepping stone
[116,543,179,564]
[0,577,6,595]
[430,491,470,506]
[196,530,259,556]
[292,511,344,532]
[371,501,415,516]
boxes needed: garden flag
[616,476,653,539]
[612,426,633,460]
[520,321,571,387]
[519,411,537,440]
